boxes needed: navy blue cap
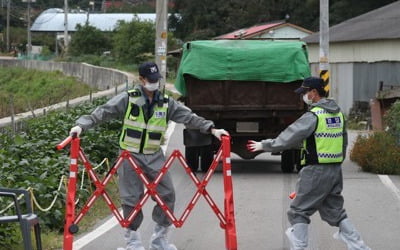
[295,77,325,94]
[139,62,162,83]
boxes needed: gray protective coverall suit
[259,98,370,250]
[75,85,214,230]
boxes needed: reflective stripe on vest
[119,90,168,154]
[301,106,345,165]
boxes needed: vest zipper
[139,128,146,154]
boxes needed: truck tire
[281,150,296,173]
[200,145,214,172]
[185,146,199,172]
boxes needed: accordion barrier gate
[56,135,237,250]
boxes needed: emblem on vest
[325,117,342,128]
[155,111,166,118]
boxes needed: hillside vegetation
[0,67,94,118]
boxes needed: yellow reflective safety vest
[119,89,169,154]
[301,106,345,165]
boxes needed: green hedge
[350,131,400,174]
[350,101,400,174]
[385,100,400,142]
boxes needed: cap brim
[147,72,162,83]
[294,87,307,94]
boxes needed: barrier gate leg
[56,135,80,250]
[222,136,237,250]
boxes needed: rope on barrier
[28,175,65,212]
[0,158,110,213]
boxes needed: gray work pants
[288,164,347,226]
[117,150,175,231]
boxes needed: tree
[329,0,398,25]
[169,0,398,41]
[170,0,307,41]
[69,24,112,56]
[112,17,155,64]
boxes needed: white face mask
[302,93,313,105]
[144,81,159,92]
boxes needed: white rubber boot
[285,223,309,250]
[333,219,371,250]
[149,224,177,250]
[123,229,145,250]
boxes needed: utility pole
[6,0,10,52]
[155,0,168,89]
[64,0,69,55]
[25,0,33,57]
[319,0,330,96]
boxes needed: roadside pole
[23,0,34,57]
[155,0,168,89]
[6,0,10,52]
[319,0,330,96]
[64,0,69,55]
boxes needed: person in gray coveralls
[70,62,229,250]
[247,77,370,250]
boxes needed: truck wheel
[185,146,199,172]
[281,150,295,173]
[200,145,214,172]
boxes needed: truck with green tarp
[174,40,311,173]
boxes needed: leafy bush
[384,100,400,142]
[69,24,112,56]
[350,131,400,174]
[112,18,155,64]
[0,97,121,248]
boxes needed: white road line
[73,209,122,249]
[73,121,177,249]
[378,175,400,202]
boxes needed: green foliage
[384,100,400,139]
[32,32,58,54]
[350,131,400,174]
[170,0,318,40]
[70,24,112,56]
[330,0,398,26]
[0,97,121,243]
[105,2,155,13]
[65,54,111,66]
[350,100,400,174]
[40,46,53,57]
[0,67,93,117]
[170,0,398,40]
[0,224,21,249]
[9,27,27,53]
[112,18,155,64]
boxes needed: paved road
[73,125,400,250]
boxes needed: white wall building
[303,1,400,115]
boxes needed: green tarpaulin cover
[174,40,311,96]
